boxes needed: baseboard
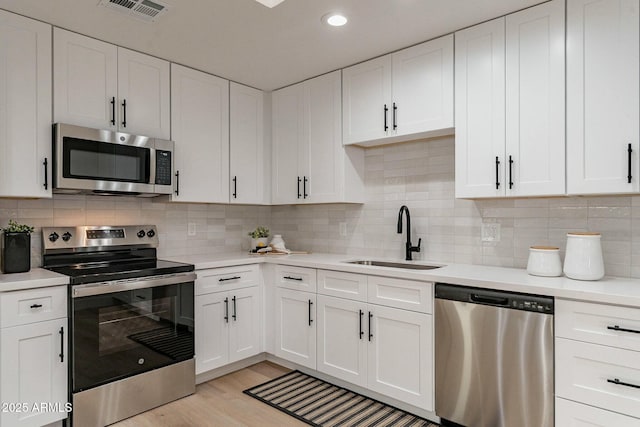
[196,353,267,384]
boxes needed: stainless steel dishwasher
[434,283,554,427]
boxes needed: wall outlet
[188,223,196,236]
[481,223,500,242]
[339,222,347,237]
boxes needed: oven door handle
[71,272,197,298]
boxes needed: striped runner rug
[243,370,438,427]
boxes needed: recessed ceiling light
[323,13,348,27]
[254,0,286,8]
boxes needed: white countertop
[0,268,69,292]
[167,252,640,308]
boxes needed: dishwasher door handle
[469,294,509,306]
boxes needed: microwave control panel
[155,150,172,186]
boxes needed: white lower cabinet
[274,288,316,369]
[556,397,640,427]
[316,294,433,411]
[195,282,261,375]
[0,285,68,427]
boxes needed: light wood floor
[112,362,307,427]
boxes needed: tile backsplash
[2,134,640,278]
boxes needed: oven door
[71,273,195,393]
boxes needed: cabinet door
[304,71,343,203]
[195,292,229,374]
[274,288,316,369]
[454,18,506,198]
[0,11,52,198]
[342,55,392,145]
[392,35,454,137]
[567,0,639,194]
[317,295,367,387]
[53,28,118,130]
[1,318,68,427]
[556,397,640,426]
[367,305,433,410]
[171,64,229,203]
[506,0,565,196]
[228,287,261,363]
[230,83,267,204]
[272,82,304,204]
[117,48,170,139]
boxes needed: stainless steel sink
[345,260,443,270]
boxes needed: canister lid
[530,246,559,250]
[567,231,601,236]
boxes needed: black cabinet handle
[121,99,127,128]
[495,156,500,190]
[232,176,237,199]
[219,276,241,282]
[628,143,633,184]
[607,378,640,389]
[232,296,237,321]
[297,176,302,199]
[508,155,514,189]
[224,297,229,323]
[284,276,303,281]
[175,171,180,196]
[110,96,116,126]
[308,299,313,326]
[607,325,640,334]
[383,104,389,131]
[43,158,48,190]
[368,311,373,341]
[393,102,397,130]
[359,309,364,339]
[59,327,64,363]
[30,304,43,309]
[303,176,308,199]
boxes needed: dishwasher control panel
[435,283,554,314]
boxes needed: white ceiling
[0,0,544,90]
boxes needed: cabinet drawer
[556,337,640,418]
[556,299,640,352]
[317,270,367,301]
[195,264,259,296]
[0,286,67,328]
[556,397,640,427]
[274,265,316,292]
[367,277,432,313]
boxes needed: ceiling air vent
[98,0,169,22]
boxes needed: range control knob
[62,232,72,242]
[48,232,59,242]
[137,230,146,238]
[146,229,156,238]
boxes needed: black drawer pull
[297,176,302,199]
[383,104,388,131]
[224,297,229,323]
[628,143,633,184]
[121,99,127,128]
[607,325,640,334]
[59,327,64,363]
[308,299,313,326]
[43,158,48,190]
[30,304,43,309]
[392,102,397,130]
[359,309,364,339]
[232,296,237,321]
[368,311,373,341]
[110,96,116,126]
[284,276,303,281]
[495,156,500,190]
[219,276,241,282]
[508,155,514,189]
[175,170,180,196]
[607,378,640,389]
[232,176,237,199]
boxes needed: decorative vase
[251,237,269,249]
[1,232,31,274]
[563,232,604,281]
[270,234,286,251]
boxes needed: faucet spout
[397,205,420,261]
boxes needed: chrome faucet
[397,205,421,261]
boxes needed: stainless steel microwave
[53,123,174,197]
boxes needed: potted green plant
[1,220,34,274]
[248,226,270,249]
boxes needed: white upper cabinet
[54,28,170,139]
[506,0,565,197]
[454,18,506,199]
[455,0,565,198]
[230,83,269,205]
[272,71,364,204]
[566,0,639,195]
[343,35,454,147]
[0,10,52,198]
[171,64,229,203]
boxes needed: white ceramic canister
[527,246,562,277]
[563,232,605,281]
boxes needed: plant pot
[251,237,269,249]
[1,232,31,274]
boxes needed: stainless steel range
[42,225,195,427]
